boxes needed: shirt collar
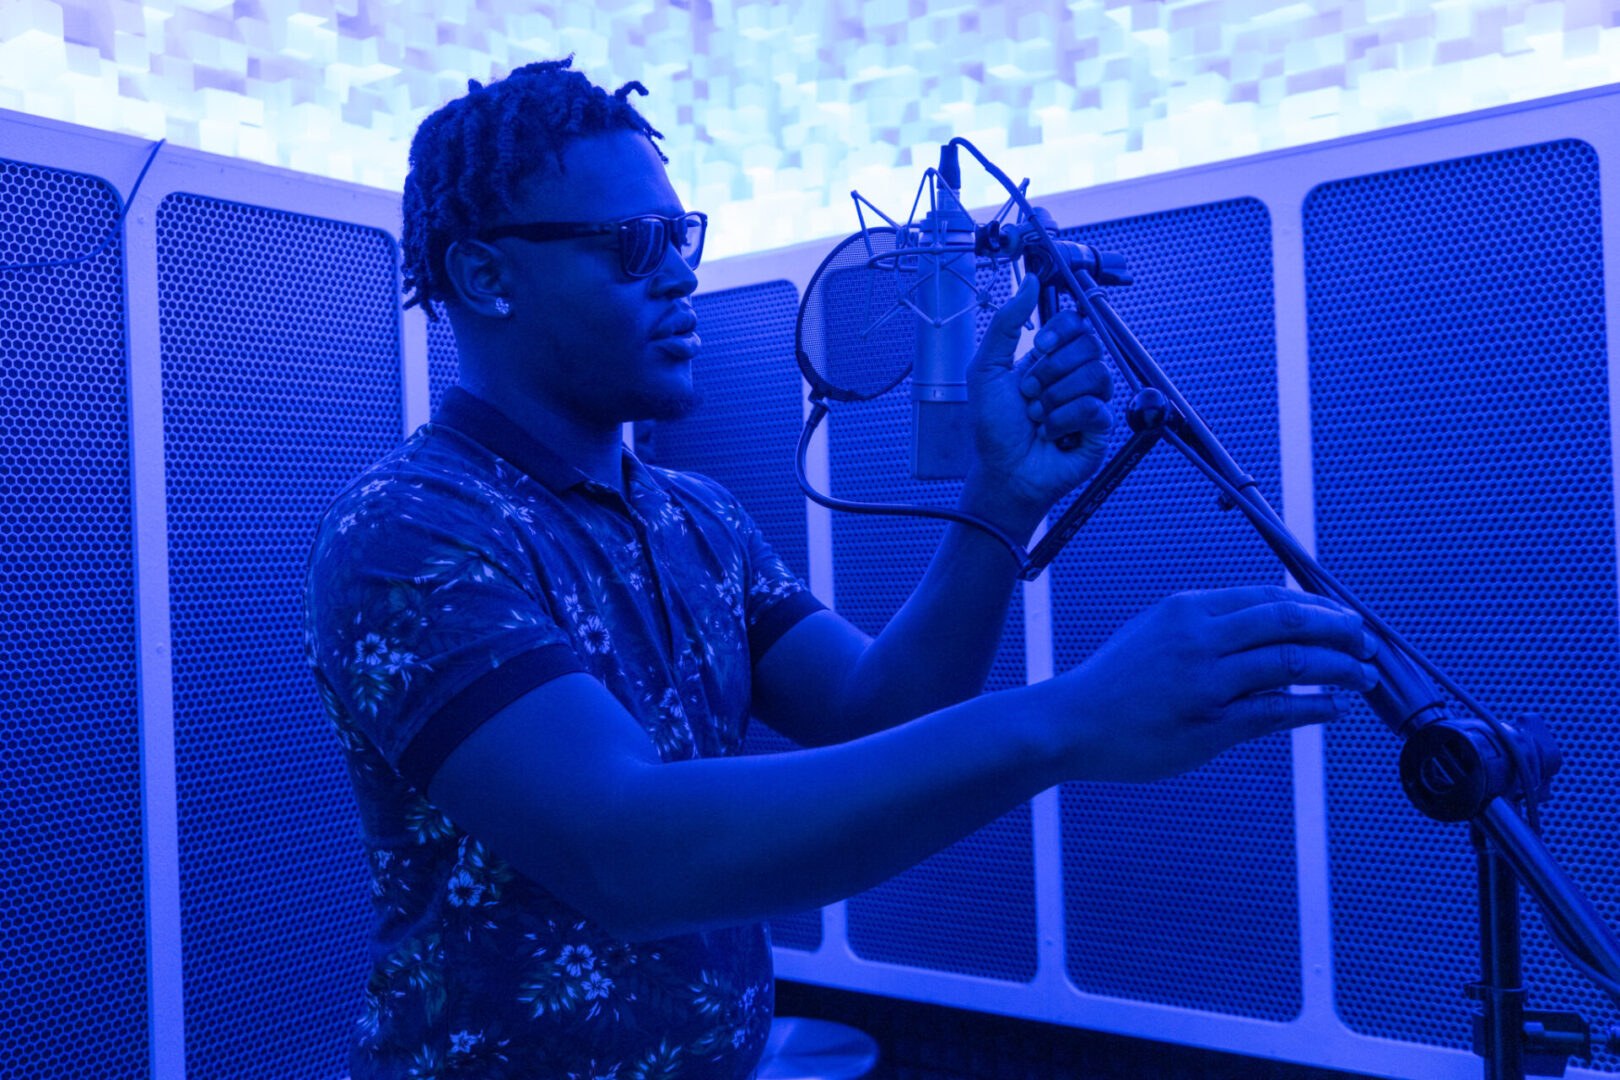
[435,385,660,497]
[621,449,667,499]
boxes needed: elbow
[551,873,678,943]
[586,890,710,943]
[564,840,696,943]
[550,853,682,943]
[583,841,739,943]
[526,766,752,942]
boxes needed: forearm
[597,682,1063,940]
[830,469,1047,741]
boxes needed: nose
[649,237,698,299]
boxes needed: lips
[652,308,698,339]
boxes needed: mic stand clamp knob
[1398,712,1563,823]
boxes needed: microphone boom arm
[940,136,1620,1072]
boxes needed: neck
[460,374,627,494]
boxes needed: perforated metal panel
[828,261,1038,982]
[156,194,400,1079]
[649,278,822,952]
[1306,139,1620,1067]
[659,279,810,581]
[426,301,458,416]
[0,159,148,1080]
[1047,199,1302,1019]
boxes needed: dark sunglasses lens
[620,215,705,277]
[620,218,666,277]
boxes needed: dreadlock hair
[401,56,667,315]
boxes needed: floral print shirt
[303,386,824,1080]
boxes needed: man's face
[492,131,701,428]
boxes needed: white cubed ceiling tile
[4,0,1617,260]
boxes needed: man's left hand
[965,273,1113,526]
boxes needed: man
[304,58,1378,1080]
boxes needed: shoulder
[309,423,533,567]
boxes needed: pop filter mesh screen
[799,229,918,402]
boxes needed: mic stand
[845,135,1620,1072]
[1470,816,1614,1079]
[824,137,1620,1073]
[1049,260,1620,1079]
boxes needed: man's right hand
[1043,585,1380,783]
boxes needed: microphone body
[912,152,978,480]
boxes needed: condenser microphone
[911,144,979,480]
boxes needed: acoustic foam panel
[1048,198,1301,1019]
[19,0,1620,258]
[1306,138,1619,1069]
[156,193,400,1078]
[0,157,148,1080]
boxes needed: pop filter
[794,225,918,405]
[789,222,1034,565]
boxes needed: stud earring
[494,297,512,318]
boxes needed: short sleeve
[304,465,586,790]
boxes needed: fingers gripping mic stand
[942,137,1620,1078]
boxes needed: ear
[442,238,512,319]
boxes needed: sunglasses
[479,211,708,279]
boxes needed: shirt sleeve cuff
[399,642,588,791]
[747,589,826,663]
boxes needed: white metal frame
[4,78,1618,1080]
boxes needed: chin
[640,386,703,422]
